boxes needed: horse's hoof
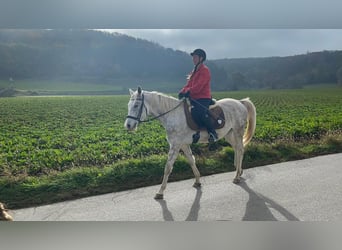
[233,178,240,184]
[154,193,164,200]
[193,182,202,188]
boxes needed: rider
[178,48,218,143]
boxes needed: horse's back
[217,98,247,110]
[216,98,249,123]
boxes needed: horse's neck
[144,91,180,117]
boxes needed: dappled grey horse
[124,87,256,199]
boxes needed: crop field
[1,87,342,177]
[0,95,169,176]
[0,87,341,208]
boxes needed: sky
[101,29,342,60]
[1,1,342,59]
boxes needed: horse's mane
[145,91,180,111]
[149,91,177,99]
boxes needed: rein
[126,93,184,123]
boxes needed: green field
[0,79,181,95]
[1,87,341,208]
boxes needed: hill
[0,29,341,94]
[213,51,342,90]
[0,30,185,92]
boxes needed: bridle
[126,93,148,123]
[126,93,183,124]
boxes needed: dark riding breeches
[191,98,215,133]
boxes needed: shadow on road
[156,179,299,221]
[156,199,174,221]
[156,187,202,221]
[238,178,299,221]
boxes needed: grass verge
[1,135,341,209]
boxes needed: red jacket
[180,63,211,99]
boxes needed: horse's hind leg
[181,144,201,188]
[225,129,244,183]
[233,142,244,183]
[155,145,181,200]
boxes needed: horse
[124,87,256,199]
[0,202,13,221]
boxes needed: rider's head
[190,49,206,64]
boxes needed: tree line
[0,29,341,92]
[214,51,342,90]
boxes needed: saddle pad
[183,99,225,131]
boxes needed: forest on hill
[0,29,341,93]
[215,51,342,90]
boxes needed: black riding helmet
[190,49,206,62]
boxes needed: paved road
[12,153,342,221]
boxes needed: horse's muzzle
[124,119,138,131]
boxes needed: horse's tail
[240,98,256,147]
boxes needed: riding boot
[203,113,218,143]
[192,131,200,143]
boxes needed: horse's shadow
[156,178,299,221]
[239,178,299,221]
[156,187,202,221]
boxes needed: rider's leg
[190,101,204,128]
[195,99,218,142]
[203,111,218,142]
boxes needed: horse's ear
[137,86,142,95]
[129,88,134,96]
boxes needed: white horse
[124,87,256,199]
[0,202,13,221]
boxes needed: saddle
[183,99,225,131]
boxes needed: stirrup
[192,131,200,143]
[208,132,218,143]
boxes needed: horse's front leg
[181,145,201,188]
[155,145,181,200]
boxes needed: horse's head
[124,86,148,131]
